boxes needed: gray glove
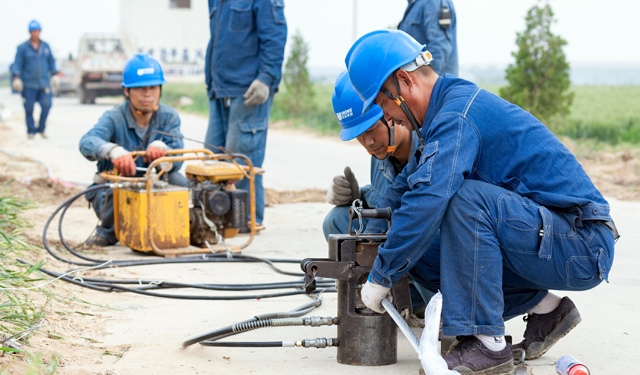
[327,166,360,206]
[243,79,270,106]
[50,75,60,89]
[12,78,23,92]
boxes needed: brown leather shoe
[513,296,581,360]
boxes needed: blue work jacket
[79,102,184,176]
[12,40,57,89]
[205,0,287,99]
[369,75,611,287]
[398,0,458,76]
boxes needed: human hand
[243,79,269,106]
[109,146,136,177]
[12,77,23,92]
[327,166,360,206]
[361,277,392,314]
[145,140,168,163]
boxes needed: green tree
[281,29,315,116]
[500,3,574,125]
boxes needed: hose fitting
[293,337,338,348]
[302,316,339,327]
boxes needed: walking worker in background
[11,20,59,139]
[79,54,188,247]
[399,0,458,76]
[348,30,616,374]
[204,0,287,232]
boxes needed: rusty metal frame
[100,149,261,257]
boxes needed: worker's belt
[599,220,620,241]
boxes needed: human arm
[253,0,287,88]
[79,112,119,162]
[153,109,185,171]
[420,2,453,75]
[11,46,22,77]
[368,115,479,287]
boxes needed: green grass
[163,82,640,146]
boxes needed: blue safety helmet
[28,20,41,31]
[122,54,166,88]
[345,30,426,114]
[333,71,384,141]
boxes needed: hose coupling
[295,337,339,348]
[302,316,339,327]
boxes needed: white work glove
[327,166,360,206]
[361,278,392,314]
[50,75,60,89]
[109,146,136,177]
[12,78,23,92]
[243,79,269,106]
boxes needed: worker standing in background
[399,0,458,76]
[204,0,287,232]
[347,30,616,374]
[79,54,188,247]
[11,20,59,139]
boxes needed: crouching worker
[79,54,188,247]
[347,30,617,374]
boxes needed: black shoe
[443,336,514,374]
[513,296,581,360]
[85,234,117,247]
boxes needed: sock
[475,334,507,351]
[528,292,561,315]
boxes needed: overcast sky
[1,0,639,68]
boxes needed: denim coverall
[79,102,187,244]
[204,0,287,225]
[398,0,458,76]
[12,40,56,135]
[368,75,615,337]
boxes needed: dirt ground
[0,91,639,374]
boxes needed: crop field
[161,83,640,147]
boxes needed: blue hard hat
[345,30,426,114]
[333,71,384,141]
[28,20,41,31]
[122,54,166,88]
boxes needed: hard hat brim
[339,111,383,141]
[122,78,166,88]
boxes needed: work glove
[243,79,269,106]
[361,277,392,314]
[327,166,360,206]
[109,146,136,177]
[50,75,60,89]
[145,140,168,163]
[12,77,23,92]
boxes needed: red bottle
[556,355,590,375]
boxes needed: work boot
[85,234,117,247]
[27,134,35,139]
[442,336,514,375]
[38,132,47,139]
[513,296,581,360]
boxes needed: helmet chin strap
[366,117,396,160]
[380,74,426,148]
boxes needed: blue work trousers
[22,88,52,135]
[205,96,273,224]
[410,180,615,337]
[87,172,189,243]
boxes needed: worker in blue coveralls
[399,0,458,76]
[204,0,287,232]
[349,30,617,374]
[11,20,59,139]
[79,54,188,247]
[324,71,436,314]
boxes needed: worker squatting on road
[398,0,458,76]
[204,0,287,231]
[78,54,188,247]
[349,30,618,374]
[11,20,59,139]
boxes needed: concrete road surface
[0,89,638,374]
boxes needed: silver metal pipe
[382,298,421,355]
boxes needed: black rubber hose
[42,184,112,266]
[182,297,323,347]
[199,341,283,347]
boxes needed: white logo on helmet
[336,108,353,121]
[137,67,155,76]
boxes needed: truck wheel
[87,90,96,104]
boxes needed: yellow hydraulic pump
[101,149,263,257]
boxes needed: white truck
[75,33,132,104]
